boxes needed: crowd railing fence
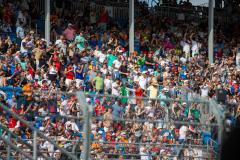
[0,90,224,159]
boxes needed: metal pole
[45,0,50,45]
[208,0,214,64]
[129,0,134,55]
[76,92,91,160]
[218,119,223,159]
[33,130,37,160]
[84,104,91,160]
[7,132,11,160]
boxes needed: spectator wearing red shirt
[41,80,49,91]
[3,4,13,24]
[135,83,143,105]
[8,105,19,130]
[27,63,35,78]
[94,99,105,117]
[51,50,61,72]
[33,79,40,88]
[8,116,17,129]
[98,8,109,31]
[65,65,74,87]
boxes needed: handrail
[13,111,218,126]
[0,87,209,103]
[0,102,78,160]
[0,150,213,159]
[0,90,222,159]
[0,124,50,160]
[2,138,214,148]
[0,136,34,160]
[92,152,210,159]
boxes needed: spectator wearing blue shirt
[112,100,123,120]
[75,63,84,89]
[0,86,22,100]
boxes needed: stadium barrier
[0,90,223,160]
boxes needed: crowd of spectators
[0,0,239,159]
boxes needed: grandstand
[0,0,239,160]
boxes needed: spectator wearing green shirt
[92,72,104,94]
[75,32,85,51]
[20,57,28,71]
[107,51,117,71]
[183,103,200,122]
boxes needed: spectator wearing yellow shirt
[147,77,159,99]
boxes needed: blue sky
[190,0,208,6]
[149,0,209,7]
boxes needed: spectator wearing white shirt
[65,120,80,132]
[100,64,108,76]
[181,40,190,59]
[40,140,54,157]
[93,45,101,57]
[112,55,122,80]
[97,48,107,64]
[190,33,200,57]
[139,145,149,160]
[138,71,148,90]
[104,74,112,94]
[111,78,121,96]
[20,35,30,56]
[179,125,188,143]
[55,35,67,55]
[200,83,209,98]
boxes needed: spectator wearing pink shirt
[63,23,76,41]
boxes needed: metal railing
[0,91,223,159]
[0,92,87,160]
[87,93,220,159]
